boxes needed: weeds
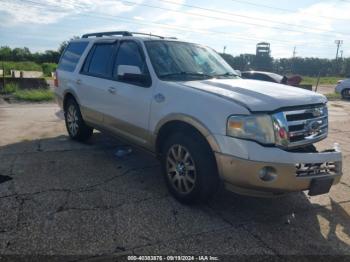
[14,89,54,102]
[1,82,18,94]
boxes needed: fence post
[315,72,321,93]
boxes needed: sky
[0,0,349,58]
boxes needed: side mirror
[118,65,142,76]
[117,65,150,87]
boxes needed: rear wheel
[64,98,93,142]
[341,89,350,99]
[161,132,219,204]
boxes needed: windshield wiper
[212,72,238,78]
[159,72,213,79]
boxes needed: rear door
[56,41,89,106]
[77,41,117,125]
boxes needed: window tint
[113,41,146,77]
[88,44,115,77]
[58,41,88,72]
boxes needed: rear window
[58,41,88,72]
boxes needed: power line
[156,0,350,36]
[230,0,350,21]
[10,0,349,45]
[1,0,345,57]
[0,0,308,47]
[112,0,350,39]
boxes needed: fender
[152,113,221,153]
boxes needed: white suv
[55,31,342,203]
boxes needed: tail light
[54,71,58,88]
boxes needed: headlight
[227,115,275,145]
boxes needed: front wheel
[161,132,219,204]
[64,98,93,142]
[341,89,350,99]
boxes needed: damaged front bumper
[213,136,342,197]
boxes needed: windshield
[145,41,239,81]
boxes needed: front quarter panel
[150,80,250,151]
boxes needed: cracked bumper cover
[213,135,343,197]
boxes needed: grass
[301,76,342,86]
[1,61,42,74]
[325,92,341,100]
[1,61,57,77]
[14,89,54,102]
[1,82,18,94]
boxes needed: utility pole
[340,50,344,59]
[335,40,343,60]
[292,46,296,58]
[223,46,226,54]
[291,46,296,74]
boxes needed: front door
[102,40,154,147]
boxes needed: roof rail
[130,32,164,39]
[81,31,133,38]
[81,31,176,39]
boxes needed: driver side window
[113,41,148,78]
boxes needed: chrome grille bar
[276,105,329,148]
[287,115,327,126]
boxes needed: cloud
[0,0,143,25]
[136,0,350,57]
[0,0,349,58]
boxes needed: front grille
[284,105,328,147]
[296,162,338,177]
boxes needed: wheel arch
[153,114,221,156]
[63,89,80,111]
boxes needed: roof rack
[81,31,176,40]
[81,31,132,38]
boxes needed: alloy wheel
[67,105,79,136]
[166,144,196,194]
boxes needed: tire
[341,89,350,100]
[161,132,219,204]
[64,98,93,142]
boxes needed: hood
[180,78,327,112]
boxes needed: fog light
[259,166,277,182]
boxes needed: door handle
[76,79,82,85]
[108,87,117,94]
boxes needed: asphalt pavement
[0,100,349,260]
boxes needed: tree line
[0,44,349,77]
[220,53,350,77]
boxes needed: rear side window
[58,41,88,72]
[85,44,115,78]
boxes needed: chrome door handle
[108,87,117,94]
[76,79,82,85]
